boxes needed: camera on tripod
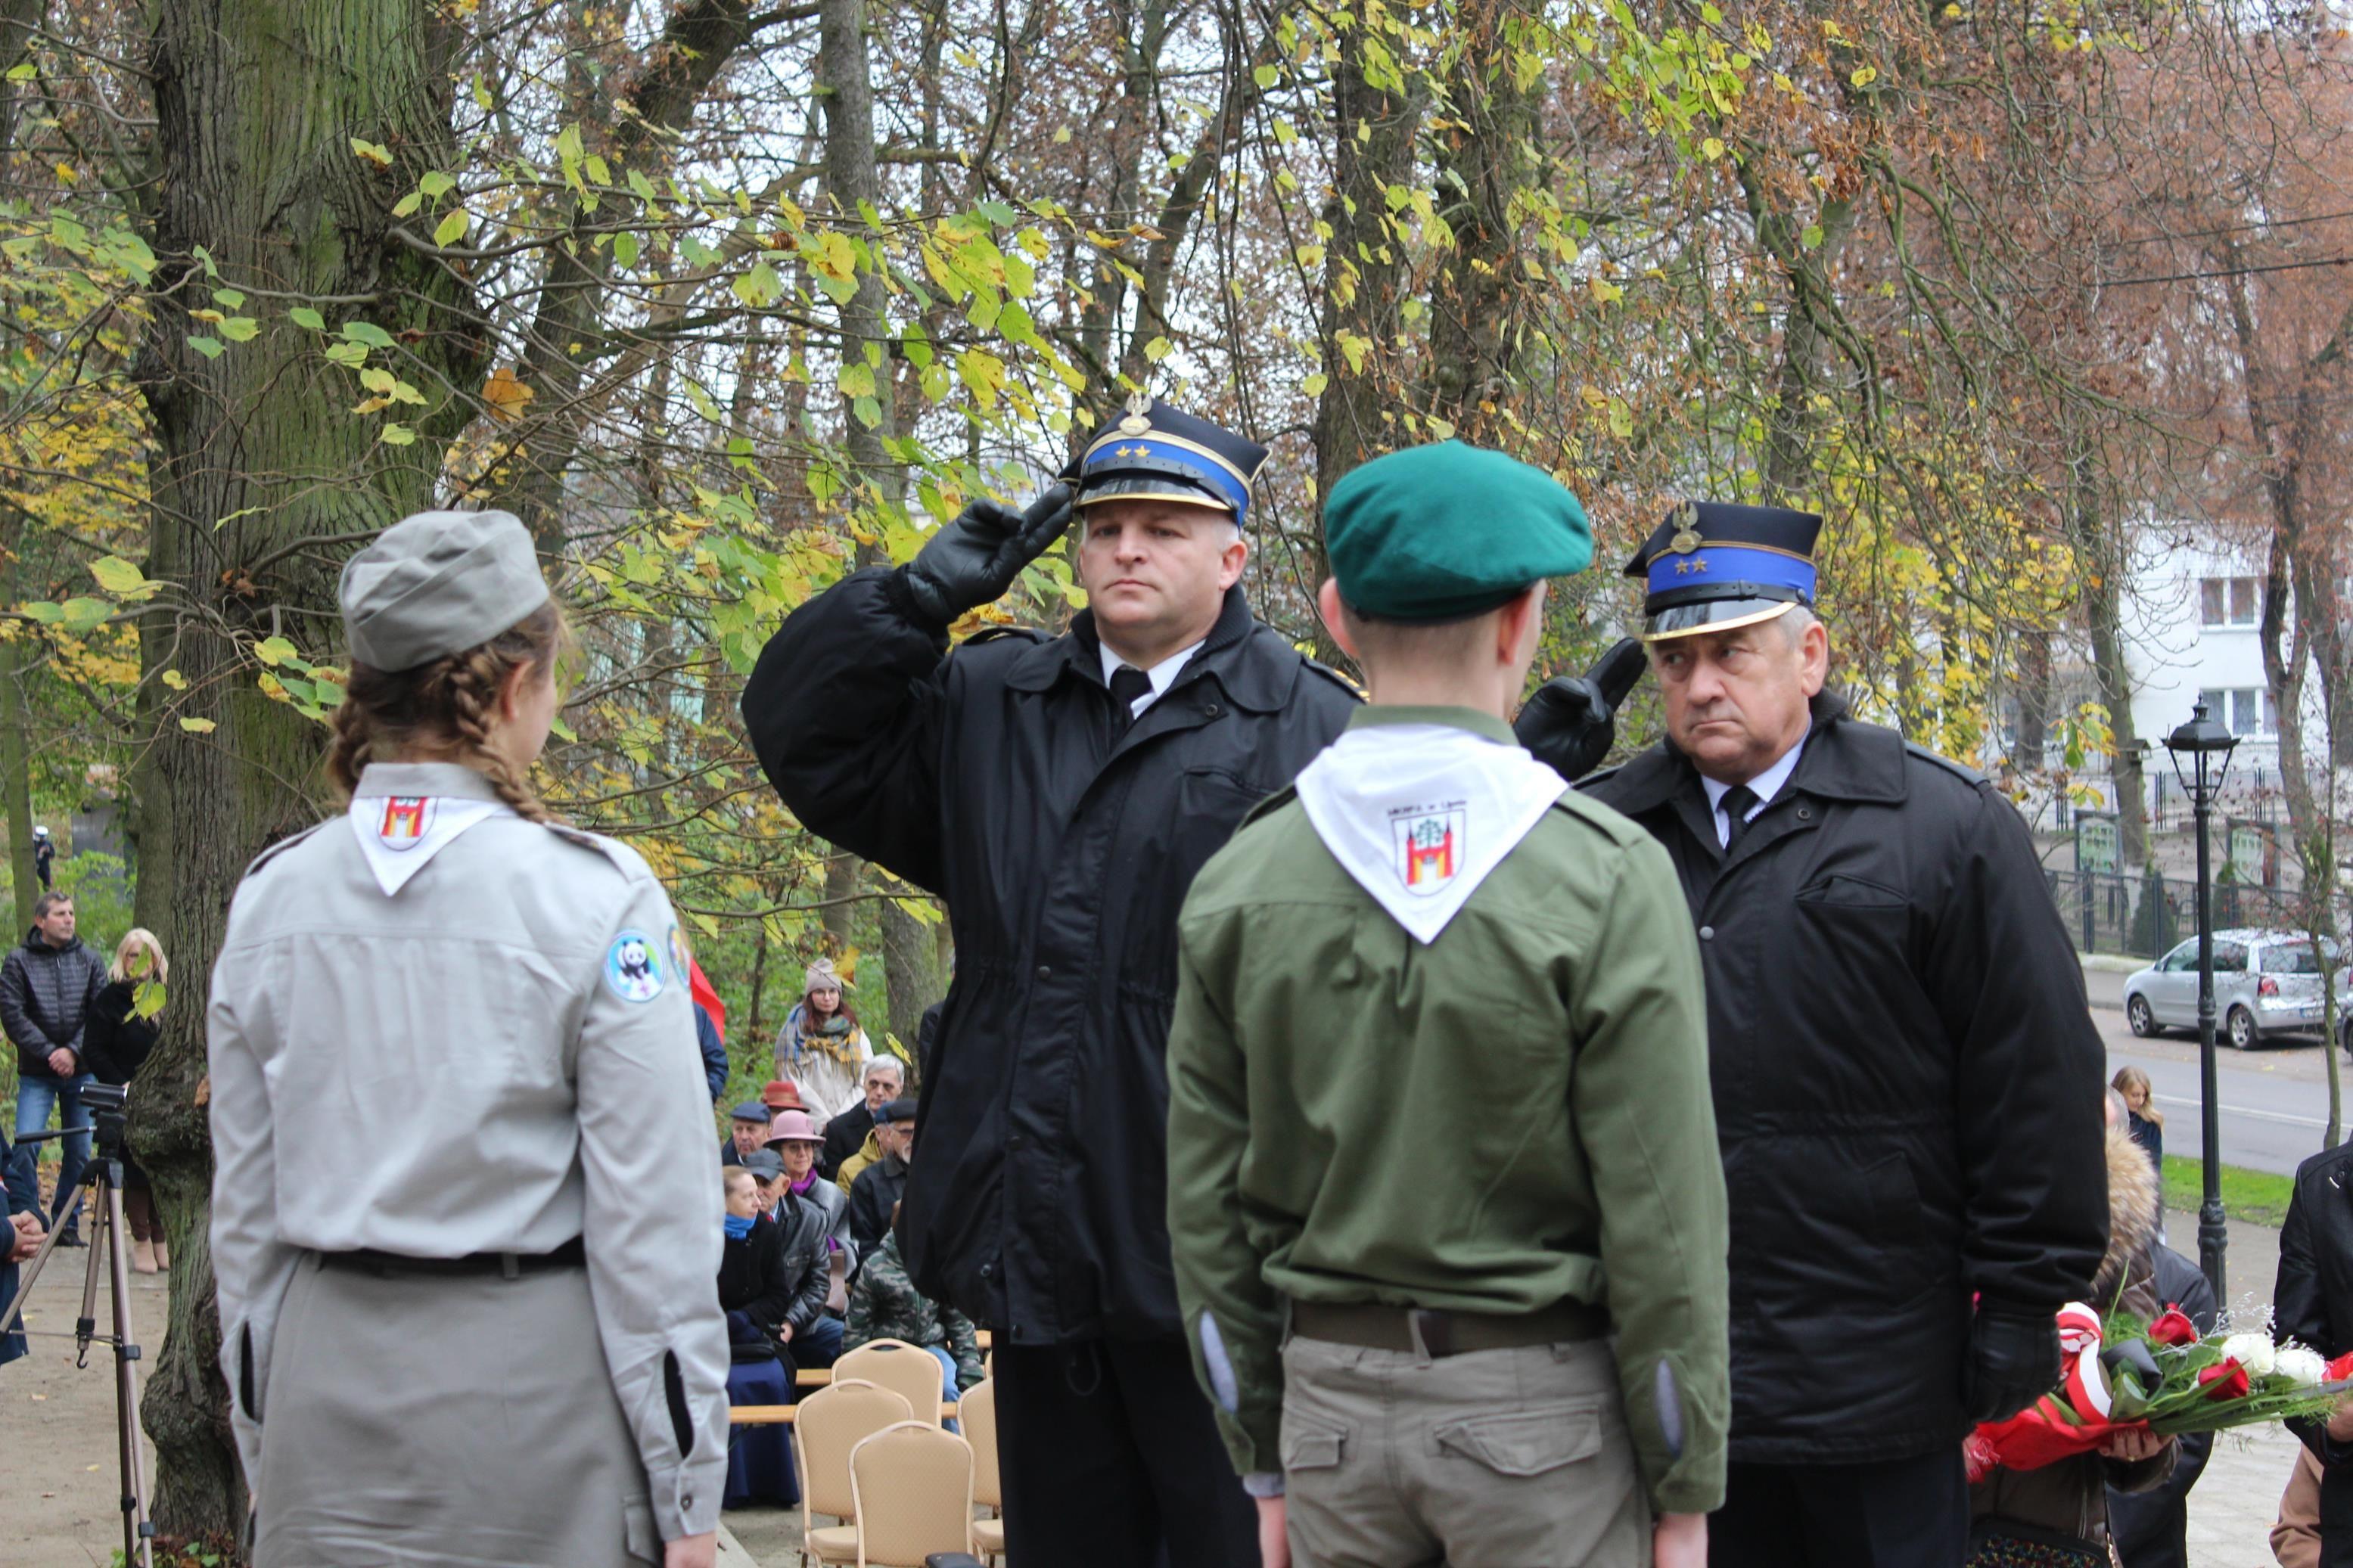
[81,1079,128,1163]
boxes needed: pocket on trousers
[1433,1402,1604,1478]
[622,1495,660,1566]
[1281,1417,1348,1472]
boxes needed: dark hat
[1061,395,1268,526]
[729,1100,772,1125]
[1325,442,1593,623]
[872,1096,919,1128]
[339,508,551,672]
[740,1149,785,1181]
[1624,501,1822,641]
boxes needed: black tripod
[3,1101,157,1568]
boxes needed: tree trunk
[132,0,476,1538]
[0,635,36,935]
[2067,440,2148,865]
[1425,0,1534,444]
[2015,627,2052,768]
[880,897,942,1078]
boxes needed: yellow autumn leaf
[482,366,534,422]
[179,716,216,733]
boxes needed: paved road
[2085,965,2343,1175]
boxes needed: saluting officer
[1167,442,1730,1568]
[1522,504,2109,1567]
[209,511,729,1568]
[741,398,1358,1566]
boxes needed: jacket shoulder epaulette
[1572,763,1624,793]
[1238,783,1301,830]
[1904,742,1985,789]
[242,820,334,880]
[539,820,656,884]
[1301,657,1365,702]
[961,626,1052,649]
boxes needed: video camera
[18,1079,129,1165]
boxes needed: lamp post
[2166,700,2240,1304]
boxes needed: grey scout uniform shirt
[207,762,730,1539]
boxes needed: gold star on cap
[1690,557,1710,572]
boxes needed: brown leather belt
[318,1237,586,1279]
[1291,1298,1607,1357]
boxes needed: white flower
[2220,1333,2277,1379]
[2274,1346,2330,1387]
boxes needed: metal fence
[2045,867,2353,961]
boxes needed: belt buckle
[1410,1309,1455,1359]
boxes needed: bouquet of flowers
[1964,1301,2353,1479]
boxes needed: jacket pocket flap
[1794,874,1907,909]
[1434,1405,1602,1477]
[1281,1421,1347,1470]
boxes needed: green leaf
[1143,336,1173,362]
[4,63,33,82]
[392,191,423,219]
[584,154,611,186]
[733,259,782,309]
[253,635,297,666]
[628,169,658,203]
[418,171,455,200]
[1801,222,1826,249]
[289,306,326,331]
[555,124,583,164]
[471,73,493,111]
[1253,64,1279,88]
[324,341,370,368]
[359,366,397,393]
[379,423,418,446]
[852,394,884,428]
[187,335,223,359]
[220,316,259,342]
[341,321,395,348]
[179,716,216,734]
[213,288,246,308]
[59,598,112,632]
[433,208,469,247]
[613,231,640,269]
[17,603,62,625]
[89,557,153,595]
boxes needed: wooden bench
[729,1402,959,1426]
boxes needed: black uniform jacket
[1577,692,2108,1464]
[741,567,1357,1345]
[2277,1138,2353,1567]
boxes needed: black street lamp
[2165,700,2240,1304]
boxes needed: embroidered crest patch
[377,796,434,850]
[668,924,691,982]
[1391,803,1466,896]
[605,930,665,1003]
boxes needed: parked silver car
[2123,929,2348,1049]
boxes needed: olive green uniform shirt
[1166,706,1731,1516]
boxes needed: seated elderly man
[721,1100,771,1169]
[846,1098,914,1257]
[821,1055,902,1182]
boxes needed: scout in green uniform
[1165,442,1731,1568]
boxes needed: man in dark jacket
[2276,1137,2353,1568]
[2,893,107,1246]
[741,397,1357,1566]
[820,1054,904,1182]
[845,1097,913,1259]
[1525,501,2109,1567]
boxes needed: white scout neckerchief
[1295,722,1568,945]
[347,791,513,896]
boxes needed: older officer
[210,510,728,1568]
[1525,503,2108,1567]
[741,397,1358,1566]
[1167,442,1730,1568]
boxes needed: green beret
[1324,442,1593,622]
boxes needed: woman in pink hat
[766,1108,854,1370]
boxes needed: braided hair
[325,601,567,822]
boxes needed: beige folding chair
[847,1420,974,1568]
[794,1377,915,1567]
[959,1378,1005,1563]
[834,1338,948,1427]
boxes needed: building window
[2200,576,2259,627]
[2199,687,2273,735]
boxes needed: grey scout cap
[340,508,549,672]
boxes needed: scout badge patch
[347,790,511,896]
[605,930,665,1002]
[1296,723,1567,945]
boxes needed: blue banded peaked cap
[1059,395,1269,524]
[1624,500,1823,641]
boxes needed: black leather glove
[894,483,1074,629]
[1512,637,1646,781]
[1963,1303,2062,1424]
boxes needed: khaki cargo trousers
[1279,1332,1651,1568]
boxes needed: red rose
[2330,1352,2353,1384]
[2198,1359,2251,1401]
[2146,1309,2199,1348]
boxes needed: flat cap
[1324,442,1592,623]
[730,1101,772,1124]
[340,508,550,672]
[873,1096,919,1127]
[740,1150,786,1181]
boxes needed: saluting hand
[897,484,1074,630]
[1512,637,1646,781]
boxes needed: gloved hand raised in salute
[893,483,1074,630]
[1513,636,1646,781]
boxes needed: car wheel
[2127,994,2157,1037]
[2226,1004,2257,1051]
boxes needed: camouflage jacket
[845,1234,984,1389]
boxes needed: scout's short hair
[1337,590,1537,669]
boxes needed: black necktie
[1720,784,1761,856]
[1108,665,1152,740]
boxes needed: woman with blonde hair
[82,927,168,1271]
[2112,1064,2163,1167]
[207,509,727,1568]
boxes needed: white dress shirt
[1099,637,1206,719]
[1701,736,1807,847]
